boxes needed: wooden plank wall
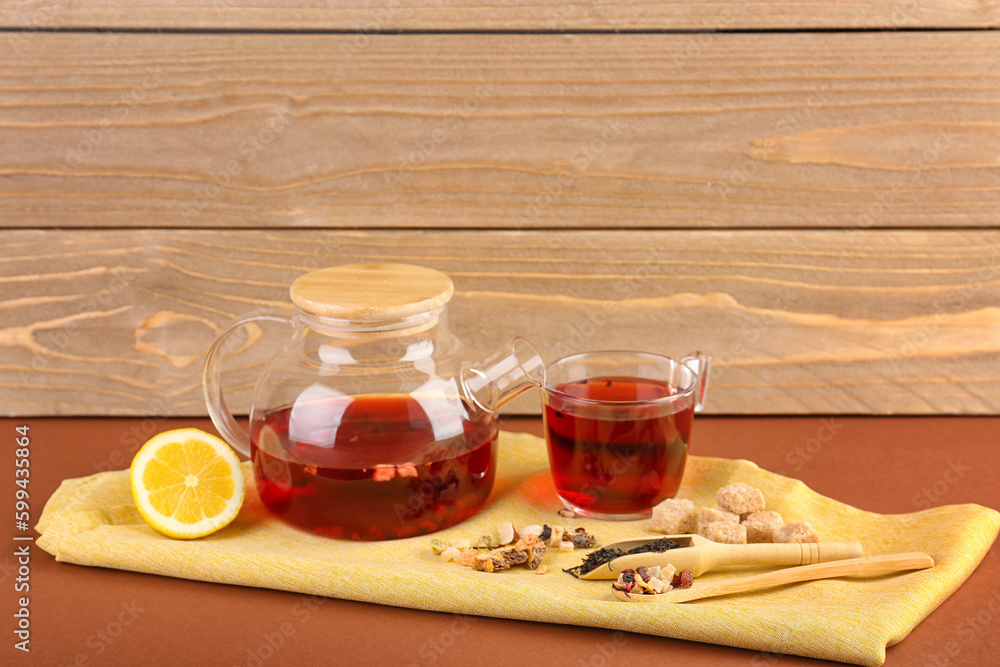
[2,4,999,416]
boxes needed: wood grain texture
[3,32,1000,230]
[3,229,999,417]
[1,0,997,30]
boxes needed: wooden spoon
[613,552,935,603]
[579,534,864,579]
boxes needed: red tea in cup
[541,352,709,520]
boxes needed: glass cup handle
[680,352,711,412]
[202,313,291,458]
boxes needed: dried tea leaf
[565,538,683,578]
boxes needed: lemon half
[130,428,245,539]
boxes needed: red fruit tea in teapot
[251,394,497,541]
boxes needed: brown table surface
[3,416,998,666]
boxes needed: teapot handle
[202,313,291,458]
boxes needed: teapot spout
[462,337,545,415]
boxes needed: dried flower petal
[520,525,544,538]
[498,522,516,545]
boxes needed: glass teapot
[203,263,544,541]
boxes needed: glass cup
[541,351,710,520]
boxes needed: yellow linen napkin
[38,432,999,666]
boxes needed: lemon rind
[130,428,246,540]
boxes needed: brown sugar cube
[649,498,698,535]
[716,482,766,515]
[700,520,747,545]
[699,506,740,530]
[775,521,820,544]
[742,511,785,543]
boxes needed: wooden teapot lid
[290,263,454,321]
